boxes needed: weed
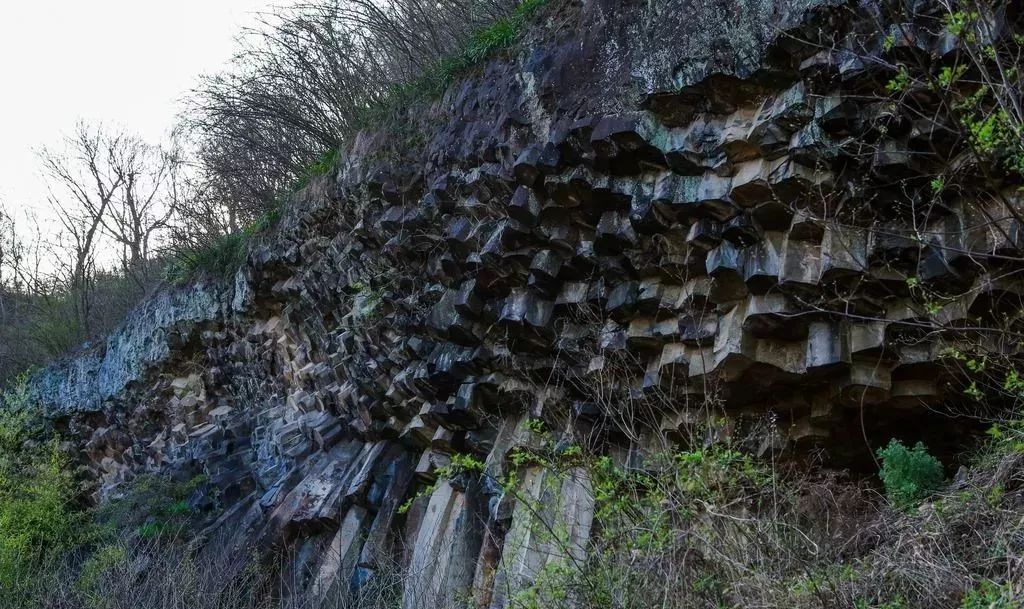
[0,383,87,606]
[291,148,340,192]
[960,581,1022,609]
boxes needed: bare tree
[37,122,126,334]
[0,203,21,292]
[104,134,181,285]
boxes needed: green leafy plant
[886,65,911,93]
[525,418,547,434]
[876,439,944,509]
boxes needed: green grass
[290,147,340,192]
[164,147,339,285]
[357,0,547,126]
[960,581,1022,609]
[164,232,248,284]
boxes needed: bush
[0,379,88,606]
[185,1,549,221]
[876,439,944,510]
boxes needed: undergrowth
[0,374,88,607]
[392,408,1024,609]
[164,144,341,284]
[3,390,1024,608]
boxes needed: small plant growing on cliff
[525,418,546,434]
[291,148,339,191]
[877,439,944,510]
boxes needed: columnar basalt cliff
[18,0,1024,605]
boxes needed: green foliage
[508,445,550,470]
[876,439,944,509]
[940,9,1024,177]
[245,204,283,237]
[137,521,172,539]
[76,543,127,607]
[960,581,1022,609]
[511,561,573,609]
[397,453,484,515]
[441,452,485,476]
[588,446,773,553]
[95,473,209,539]
[946,10,981,41]
[0,443,83,586]
[0,379,87,605]
[979,409,1024,465]
[937,64,967,88]
[524,418,546,434]
[291,148,340,192]
[508,445,776,609]
[963,107,1018,156]
[886,66,911,93]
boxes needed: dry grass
[6,432,1023,609]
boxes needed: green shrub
[877,439,944,510]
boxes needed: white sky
[0,0,290,218]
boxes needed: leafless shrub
[181,0,519,231]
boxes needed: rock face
[15,0,1022,605]
[28,280,227,416]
